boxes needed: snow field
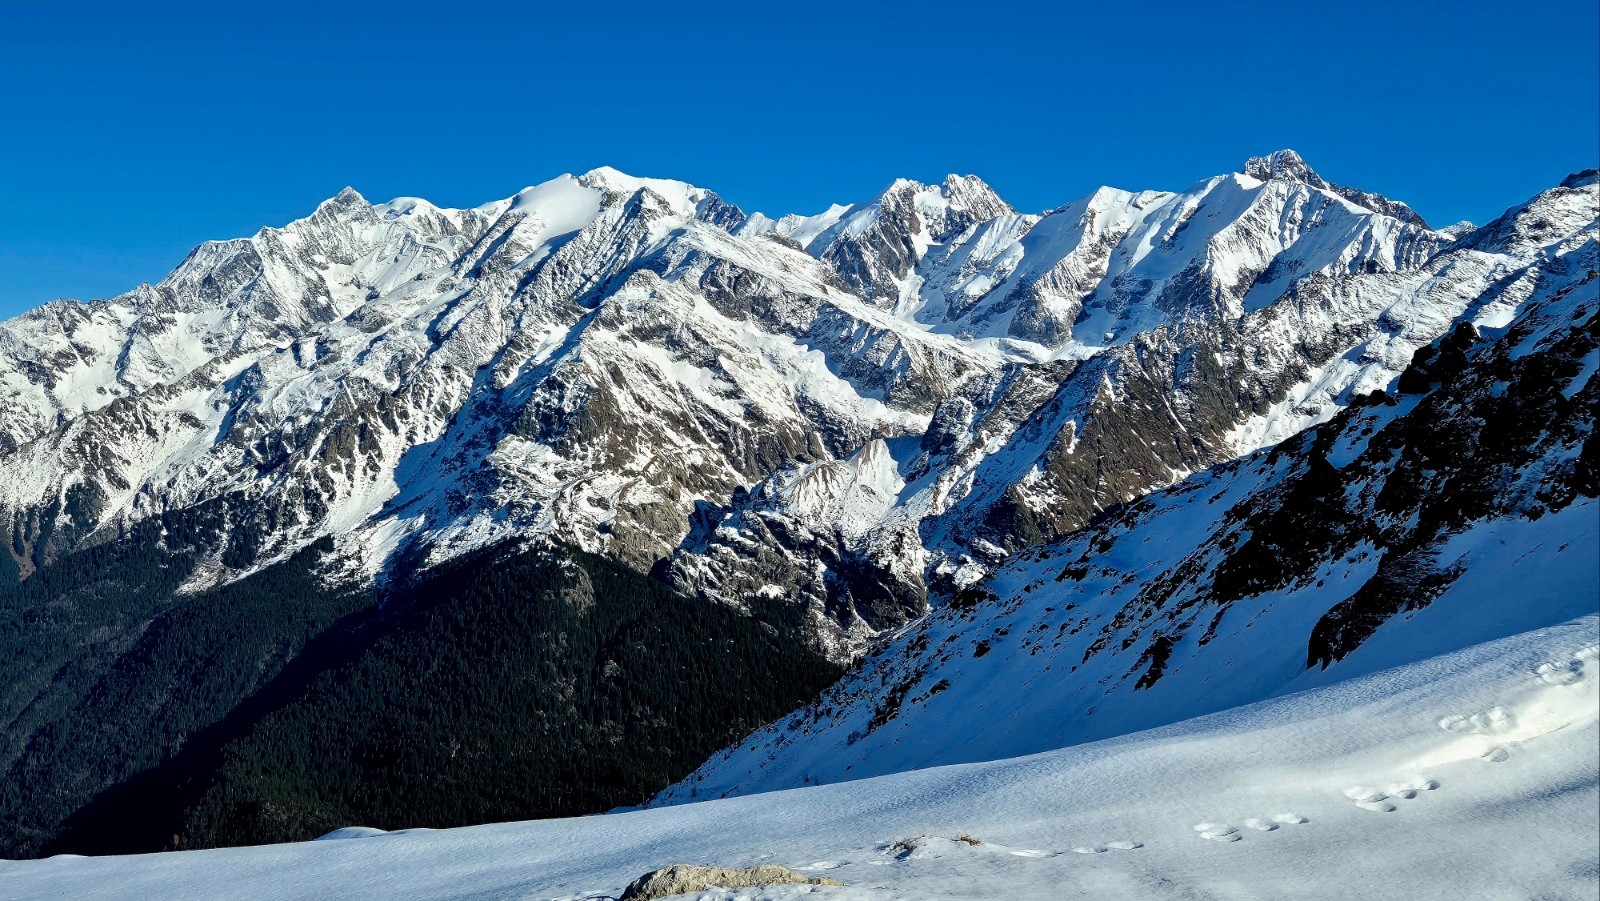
[6,615,1594,900]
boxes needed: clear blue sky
[2,0,1596,316]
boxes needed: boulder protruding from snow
[619,863,846,899]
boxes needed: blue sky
[1,0,1595,316]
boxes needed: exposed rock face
[619,864,845,900]
[661,438,926,656]
[0,157,1591,659]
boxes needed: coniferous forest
[0,522,840,856]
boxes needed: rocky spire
[1243,149,1429,228]
[1242,149,1328,187]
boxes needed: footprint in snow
[1537,659,1584,686]
[1386,775,1441,798]
[1440,707,1521,762]
[1345,776,1439,812]
[1439,707,1513,736]
[1536,647,1594,686]
[1344,786,1396,813]
[1435,649,1596,767]
[1193,823,1241,843]
[1195,815,1306,842]
[1069,841,1143,854]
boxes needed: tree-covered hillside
[0,532,839,856]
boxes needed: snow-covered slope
[5,614,1595,900]
[654,224,1599,801]
[0,158,1592,657]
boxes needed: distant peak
[576,166,699,201]
[1242,150,1429,228]
[1241,150,1326,187]
[942,173,989,192]
[874,174,1012,219]
[312,187,369,215]
[883,177,928,195]
[577,166,706,198]
[943,172,1008,203]
[569,166,744,229]
[580,165,633,183]
[1561,169,1598,189]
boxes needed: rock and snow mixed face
[0,156,1593,656]
[654,230,1598,802]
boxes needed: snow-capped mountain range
[1,152,1596,896]
[656,189,1599,800]
[0,152,1593,658]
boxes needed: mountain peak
[572,166,743,227]
[941,173,1012,216]
[1241,149,1327,187]
[577,165,707,199]
[307,186,368,213]
[1241,150,1430,228]
[1561,168,1598,189]
[580,165,639,185]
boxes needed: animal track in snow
[1536,646,1595,686]
[1537,659,1584,686]
[1193,815,1305,843]
[1343,787,1396,813]
[1438,706,1523,763]
[1386,775,1441,798]
[1419,645,1597,772]
[1345,776,1438,812]
[1193,823,1241,843]
[1440,707,1514,736]
[1069,840,1143,854]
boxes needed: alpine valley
[0,152,1595,898]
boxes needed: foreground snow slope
[4,615,1595,901]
